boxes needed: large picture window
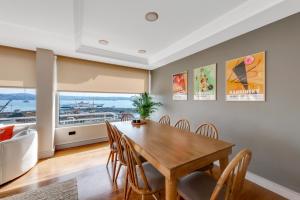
[58,92,138,126]
[0,88,36,125]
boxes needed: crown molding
[148,0,300,69]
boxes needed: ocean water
[0,99,134,112]
[0,100,36,112]
[60,100,134,108]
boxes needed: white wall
[36,48,56,158]
[55,123,108,149]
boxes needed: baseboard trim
[246,171,300,200]
[38,149,55,159]
[55,137,108,150]
[214,162,300,200]
[214,162,300,199]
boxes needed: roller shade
[57,56,149,93]
[0,46,36,88]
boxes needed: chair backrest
[195,123,219,140]
[111,125,127,165]
[105,120,115,149]
[121,113,134,121]
[174,119,190,131]
[158,115,170,125]
[120,134,151,192]
[210,149,252,200]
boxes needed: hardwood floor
[0,142,286,200]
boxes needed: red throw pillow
[0,125,14,142]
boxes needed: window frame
[56,91,139,128]
[0,87,37,126]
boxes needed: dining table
[113,120,234,200]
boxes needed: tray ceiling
[0,0,299,69]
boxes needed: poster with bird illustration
[194,64,216,100]
[172,71,188,100]
[226,51,265,101]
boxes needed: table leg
[219,156,229,173]
[165,177,177,200]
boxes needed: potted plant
[132,92,162,120]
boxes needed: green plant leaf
[131,92,162,119]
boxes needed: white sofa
[0,128,38,185]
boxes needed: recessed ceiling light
[138,50,146,54]
[98,40,109,45]
[145,12,159,22]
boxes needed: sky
[0,87,136,97]
[0,88,35,94]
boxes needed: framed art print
[193,64,216,100]
[172,71,188,100]
[226,51,265,101]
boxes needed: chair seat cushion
[178,171,224,200]
[137,162,164,192]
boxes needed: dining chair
[121,113,134,121]
[177,149,252,200]
[110,125,127,184]
[121,134,164,200]
[174,119,190,131]
[112,126,148,199]
[105,121,117,168]
[194,123,219,174]
[195,123,218,139]
[158,115,171,125]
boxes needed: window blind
[57,56,149,93]
[0,46,36,88]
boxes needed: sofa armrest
[0,129,38,185]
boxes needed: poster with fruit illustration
[194,64,216,100]
[172,71,188,100]
[226,51,265,101]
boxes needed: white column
[35,48,56,158]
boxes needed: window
[0,88,36,125]
[58,92,138,126]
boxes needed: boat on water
[60,105,73,109]
[60,101,104,110]
[75,101,91,109]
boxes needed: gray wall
[151,13,300,192]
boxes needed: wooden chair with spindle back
[194,123,219,175]
[177,149,252,200]
[121,113,134,121]
[158,115,170,125]
[110,125,127,184]
[195,123,219,139]
[174,119,190,131]
[104,121,119,185]
[111,126,148,199]
[121,134,164,200]
[105,121,117,168]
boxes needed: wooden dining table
[113,120,234,200]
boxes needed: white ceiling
[0,0,299,69]
[81,0,245,55]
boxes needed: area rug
[1,178,78,200]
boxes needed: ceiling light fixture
[98,40,109,45]
[138,50,146,54]
[145,12,159,22]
